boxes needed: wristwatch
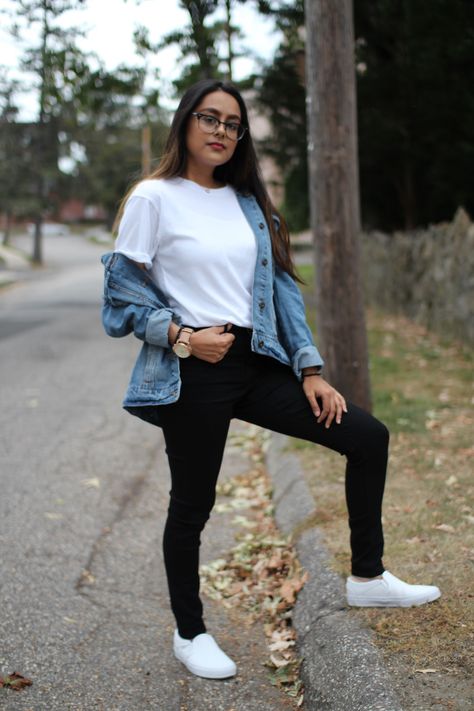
[172,327,194,358]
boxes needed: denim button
[259,301,265,310]
[258,222,265,229]
[261,258,268,266]
[258,340,264,348]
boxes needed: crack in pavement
[75,440,162,596]
[72,611,113,651]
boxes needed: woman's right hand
[189,325,235,363]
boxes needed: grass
[290,266,473,706]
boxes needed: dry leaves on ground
[201,426,306,707]
[0,671,33,691]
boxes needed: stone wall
[361,207,474,346]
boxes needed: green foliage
[134,0,260,94]
[255,0,308,229]
[354,0,474,229]
[135,0,223,95]
[256,0,474,231]
[71,65,169,225]
[3,0,169,229]
[3,0,89,228]
[0,72,31,228]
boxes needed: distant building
[56,199,107,223]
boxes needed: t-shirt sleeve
[114,194,160,269]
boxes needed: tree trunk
[305,0,371,410]
[2,209,12,246]
[31,0,50,266]
[142,124,151,176]
[33,215,43,264]
[224,0,233,81]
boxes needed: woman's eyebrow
[198,106,241,121]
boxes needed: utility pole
[141,124,151,176]
[305,0,371,410]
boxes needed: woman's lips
[208,142,225,150]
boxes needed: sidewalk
[0,243,32,287]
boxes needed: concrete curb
[266,432,403,711]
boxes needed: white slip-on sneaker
[346,571,441,607]
[173,630,237,679]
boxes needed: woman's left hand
[302,375,348,428]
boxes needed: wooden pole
[142,124,151,177]
[305,0,372,410]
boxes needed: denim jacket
[101,191,323,413]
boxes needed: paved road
[0,236,294,711]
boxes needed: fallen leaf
[414,668,438,674]
[44,512,64,520]
[266,555,286,570]
[81,477,100,489]
[0,671,33,690]
[434,523,455,534]
[269,639,296,652]
[280,576,307,604]
[269,653,293,668]
[270,628,296,643]
[79,569,95,585]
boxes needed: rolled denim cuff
[145,309,175,348]
[292,346,324,380]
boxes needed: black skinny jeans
[159,327,389,639]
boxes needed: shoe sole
[174,651,237,679]
[347,589,441,607]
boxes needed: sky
[0,0,280,120]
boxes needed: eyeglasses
[191,112,247,142]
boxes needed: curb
[266,432,403,711]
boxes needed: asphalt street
[0,235,294,711]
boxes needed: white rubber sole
[174,650,237,679]
[347,588,441,607]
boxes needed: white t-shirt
[114,177,257,328]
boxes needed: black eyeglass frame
[191,112,247,142]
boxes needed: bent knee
[167,495,214,528]
[372,417,390,446]
[348,409,389,455]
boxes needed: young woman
[102,78,440,680]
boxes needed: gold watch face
[173,341,192,358]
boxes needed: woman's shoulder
[130,176,188,203]
[129,178,166,201]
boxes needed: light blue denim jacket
[101,191,324,412]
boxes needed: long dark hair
[115,79,298,279]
